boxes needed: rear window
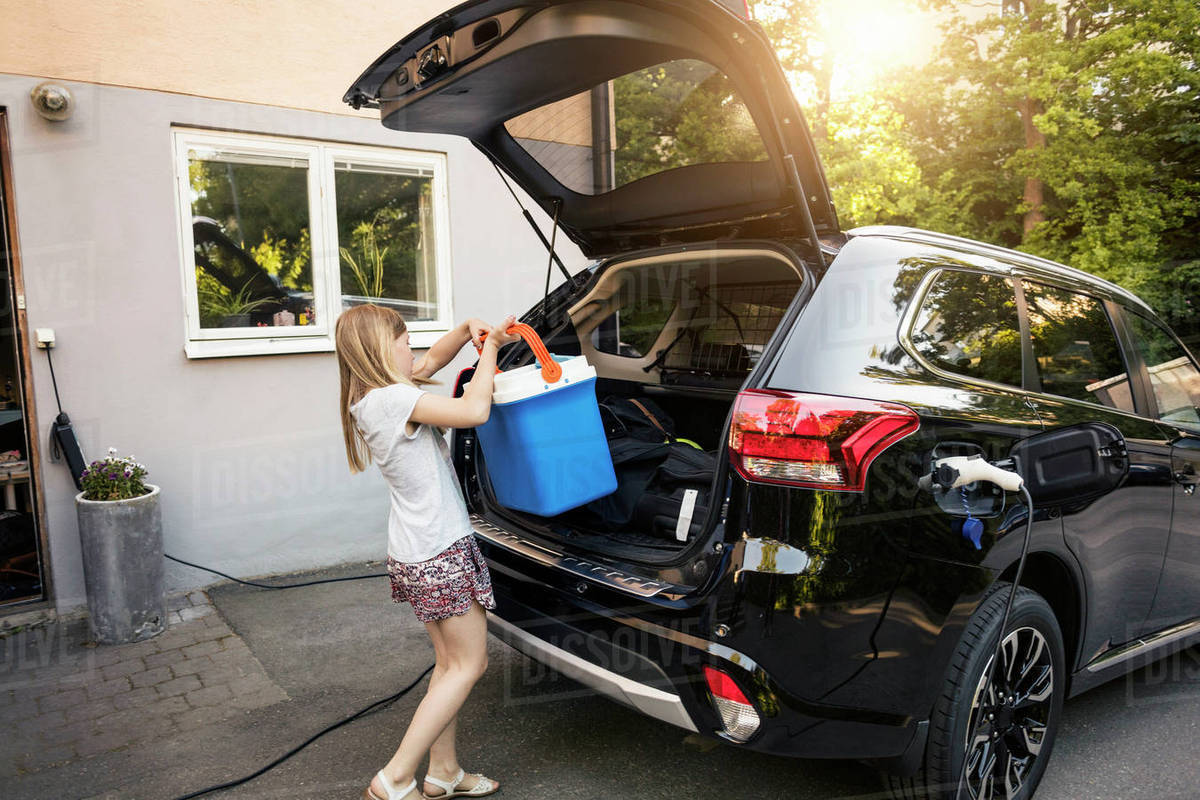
[505,58,768,196]
[587,256,800,377]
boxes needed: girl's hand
[486,315,520,348]
[463,318,490,349]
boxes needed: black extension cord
[163,554,436,800]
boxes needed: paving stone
[198,662,251,687]
[94,702,183,736]
[155,674,202,698]
[185,683,232,708]
[99,658,145,681]
[187,590,209,606]
[86,648,127,668]
[129,666,173,689]
[107,638,162,659]
[178,605,215,621]
[169,655,213,677]
[64,697,117,723]
[143,649,186,670]
[202,613,231,630]
[16,708,65,733]
[181,640,223,659]
[37,688,87,712]
[85,676,131,701]
[38,718,89,746]
[165,594,190,612]
[166,611,184,625]
[161,627,210,647]
[109,686,159,710]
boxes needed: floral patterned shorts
[386,534,497,623]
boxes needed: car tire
[885,582,1066,800]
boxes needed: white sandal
[422,767,499,799]
[365,769,419,800]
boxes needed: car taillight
[703,665,759,741]
[728,390,919,492]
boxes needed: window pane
[188,150,315,329]
[590,258,799,377]
[335,163,439,322]
[911,271,1023,387]
[1023,281,1134,412]
[1126,313,1200,430]
[505,59,768,195]
[590,268,677,358]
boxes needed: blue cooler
[474,354,617,516]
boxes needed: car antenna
[491,160,575,287]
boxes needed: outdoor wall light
[30,82,74,121]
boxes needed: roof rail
[847,225,1147,309]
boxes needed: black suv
[347,2,1200,797]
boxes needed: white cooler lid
[481,355,596,405]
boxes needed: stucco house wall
[0,1,588,616]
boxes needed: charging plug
[35,328,55,349]
[919,454,1024,493]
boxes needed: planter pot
[219,313,251,328]
[74,484,166,645]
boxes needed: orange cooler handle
[476,323,563,383]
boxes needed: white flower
[108,447,118,456]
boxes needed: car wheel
[886,583,1065,800]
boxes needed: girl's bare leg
[424,623,461,782]
[369,601,495,798]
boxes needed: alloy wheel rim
[961,626,1054,800]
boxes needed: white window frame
[171,128,453,358]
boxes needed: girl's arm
[412,318,489,381]
[409,317,517,429]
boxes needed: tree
[901,0,1200,339]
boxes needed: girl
[336,304,517,800]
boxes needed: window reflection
[911,271,1023,388]
[1126,313,1200,430]
[1023,281,1133,412]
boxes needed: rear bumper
[487,611,698,732]
[477,527,928,761]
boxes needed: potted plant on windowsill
[199,279,276,328]
[74,448,165,645]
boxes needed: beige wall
[0,0,458,116]
[506,90,595,147]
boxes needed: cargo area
[469,247,806,561]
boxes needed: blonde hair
[335,304,433,474]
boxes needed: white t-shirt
[349,382,472,563]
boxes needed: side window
[590,268,676,358]
[1125,313,1200,431]
[911,270,1023,388]
[1022,281,1135,413]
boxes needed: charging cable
[920,455,1035,800]
[163,556,436,799]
